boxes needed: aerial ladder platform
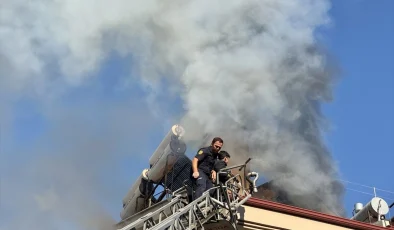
[115,163,258,230]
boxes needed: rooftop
[245,197,392,230]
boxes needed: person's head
[219,151,231,164]
[211,137,224,153]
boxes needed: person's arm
[192,157,199,174]
[192,149,206,178]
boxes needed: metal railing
[116,160,257,230]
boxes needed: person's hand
[193,171,199,178]
[211,170,216,181]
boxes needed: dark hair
[211,137,224,145]
[218,151,230,160]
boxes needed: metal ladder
[116,190,251,230]
[116,162,256,230]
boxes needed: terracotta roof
[245,197,390,230]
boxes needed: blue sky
[1,0,393,228]
[322,0,394,217]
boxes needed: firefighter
[213,150,237,202]
[191,137,224,199]
[214,150,231,184]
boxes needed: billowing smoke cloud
[1,0,345,225]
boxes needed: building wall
[238,205,353,230]
[242,198,388,230]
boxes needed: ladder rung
[117,187,252,230]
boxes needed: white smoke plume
[1,0,345,224]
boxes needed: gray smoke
[1,0,345,221]
[0,98,162,230]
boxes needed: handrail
[116,161,258,230]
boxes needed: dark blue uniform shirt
[194,146,218,175]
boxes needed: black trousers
[192,169,214,200]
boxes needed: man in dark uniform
[213,150,231,184]
[191,137,224,199]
